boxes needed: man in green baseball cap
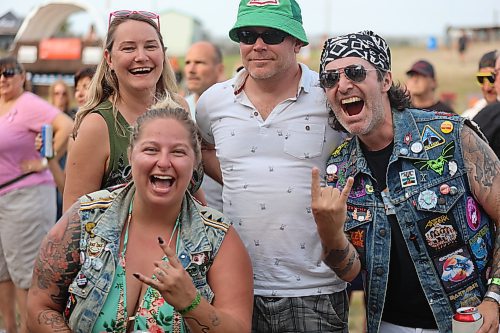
[196,0,348,332]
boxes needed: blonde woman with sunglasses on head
[63,11,203,213]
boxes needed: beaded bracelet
[488,277,500,286]
[178,292,201,315]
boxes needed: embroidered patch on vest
[417,213,461,256]
[347,204,372,223]
[466,196,481,231]
[433,246,478,293]
[414,141,455,176]
[399,169,418,188]
[468,225,492,271]
[420,125,445,151]
[448,281,482,311]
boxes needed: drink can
[41,124,54,159]
[452,307,483,333]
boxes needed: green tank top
[93,101,132,189]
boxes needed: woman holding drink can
[0,56,72,333]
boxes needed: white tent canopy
[13,0,105,43]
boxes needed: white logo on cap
[248,0,280,6]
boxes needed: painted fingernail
[158,236,164,244]
[133,273,140,279]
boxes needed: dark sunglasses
[0,68,22,78]
[236,29,288,45]
[108,10,160,29]
[476,72,495,86]
[320,65,378,89]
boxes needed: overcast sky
[2,0,500,39]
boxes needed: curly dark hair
[327,70,411,132]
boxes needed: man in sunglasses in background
[312,30,500,332]
[405,59,456,114]
[462,50,498,119]
[472,51,500,158]
[196,0,347,331]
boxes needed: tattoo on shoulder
[33,205,82,306]
[462,126,500,198]
[37,310,71,332]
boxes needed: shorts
[252,291,349,333]
[379,321,439,333]
[0,185,56,289]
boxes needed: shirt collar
[232,63,313,97]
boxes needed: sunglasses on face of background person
[108,10,160,29]
[476,72,496,86]
[236,29,288,45]
[320,65,378,89]
[0,68,22,79]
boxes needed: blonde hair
[129,101,202,168]
[48,79,71,112]
[73,13,179,138]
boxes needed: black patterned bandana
[320,30,391,74]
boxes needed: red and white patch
[248,0,279,6]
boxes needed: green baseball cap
[229,0,309,46]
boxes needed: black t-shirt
[362,141,438,329]
[473,102,500,159]
[421,101,456,114]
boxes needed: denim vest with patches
[64,182,229,333]
[326,108,494,333]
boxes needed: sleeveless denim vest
[64,183,229,333]
[326,108,494,333]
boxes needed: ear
[381,71,392,93]
[104,49,113,70]
[293,39,304,54]
[216,63,225,80]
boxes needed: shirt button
[376,267,384,276]
[305,125,310,131]
[379,229,386,237]
[253,111,259,117]
[371,304,378,312]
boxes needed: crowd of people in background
[0,1,499,333]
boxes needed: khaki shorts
[0,185,56,289]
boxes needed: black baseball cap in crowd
[406,60,435,79]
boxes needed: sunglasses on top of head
[0,68,22,79]
[476,72,496,86]
[108,10,160,29]
[320,65,378,89]
[236,29,288,45]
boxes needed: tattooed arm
[27,203,82,333]
[461,125,500,333]
[310,168,361,282]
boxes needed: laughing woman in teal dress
[26,103,253,333]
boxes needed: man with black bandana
[311,30,500,332]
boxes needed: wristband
[488,278,500,286]
[178,292,201,315]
